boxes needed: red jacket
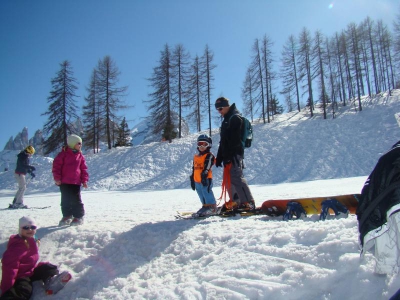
[52,147,89,185]
[1,235,39,294]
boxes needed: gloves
[190,175,195,191]
[223,159,231,166]
[216,156,222,168]
[201,171,208,186]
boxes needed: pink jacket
[1,235,39,294]
[52,147,89,185]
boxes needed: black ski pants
[229,154,254,204]
[60,184,85,218]
[0,263,58,300]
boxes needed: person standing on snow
[190,134,217,217]
[214,97,255,212]
[0,216,71,299]
[52,134,89,226]
[10,145,36,209]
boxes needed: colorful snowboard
[260,194,360,217]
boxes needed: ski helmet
[25,145,35,155]
[197,134,212,147]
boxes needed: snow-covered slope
[0,91,400,299]
[1,91,399,192]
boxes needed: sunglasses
[197,142,210,148]
[216,107,224,111]
[22,225,37,230]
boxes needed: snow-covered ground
[1,91,400,299]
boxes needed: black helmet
[197,134,212,146]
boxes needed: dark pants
[229,154,254,204]
[0,263,58,300]
[60,184,85,218]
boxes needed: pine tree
[42,60,79,154]
[146,44,176,142]
[115,117,131,147]
[82,69,103,153]
[96,56,128,149]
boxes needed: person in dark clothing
[214,97,255,211]
[11,146,36,209]
[357,140,400,274]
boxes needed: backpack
[229,114,253,148]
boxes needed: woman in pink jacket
[52,134,89,226]
[0,217,70,299]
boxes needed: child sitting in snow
[0,216,71,299]
[190,134,217,217]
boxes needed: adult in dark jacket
[215,97,255,211]
[11,146,36,209]
[357,140,400,274]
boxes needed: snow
[1,91,400,299]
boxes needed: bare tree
[280,34,301,112]
[171,44,190,138]
[261,34,275,122]
[201,45,216,137]
[394,6,400,86]
[241,67,256,121]
[249,38,267,123]
[312,30,328,119]
[297,27,315,116]
[185,55,206,132]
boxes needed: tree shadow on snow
[65,219,200,298]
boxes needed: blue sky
[0,0,397,149]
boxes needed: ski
[175,207,264,220]
[1,205,51,211]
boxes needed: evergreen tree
[96,56,128,149]
[82,69,103,153]
[42,60,79,154]
[115,117,131,146]
[146,44,176,142]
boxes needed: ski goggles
[22,225,37,230]
[197,141,210,148]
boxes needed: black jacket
[357,141,400,246]
[14,150,34,175]
[216,103,244,164]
